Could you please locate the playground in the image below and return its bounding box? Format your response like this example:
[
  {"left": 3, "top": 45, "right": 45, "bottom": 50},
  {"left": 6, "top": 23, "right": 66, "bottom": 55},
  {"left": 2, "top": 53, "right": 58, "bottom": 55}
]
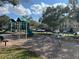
[
  {"left": 0, "top": 16, "right": 33, "bottom": 40},
  {"left": 1, "top": 0, "right": 79, "bottom": 59},
  {"left": 0, "top": 17, "right": 38, "bottom": 59}
]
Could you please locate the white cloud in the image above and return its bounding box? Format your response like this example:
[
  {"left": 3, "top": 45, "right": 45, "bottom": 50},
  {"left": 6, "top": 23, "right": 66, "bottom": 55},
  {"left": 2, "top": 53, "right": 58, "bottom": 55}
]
[
  {"left": 53, "top": 3, "right": 67, "bottom": 8},
  {"left": 31, "top": 4, "right": 42, "bottom": 15},
  {"left": 0, "top": 5, "right": 9, "bottom": 15},
  {"left": 31, "top": 2, "right": 67, "bottom": 15},
  {"left": 0, "top": 3, "right": 31, "bottom": 16},
  {"left": 0, "top": 2, "right": 68, "bottom": 17},
  {"left": 31, "top": 2, "right": 51, "bottom": 15},
  {"left": 13, "top": 4, "right": 31, "bottom": 16}
]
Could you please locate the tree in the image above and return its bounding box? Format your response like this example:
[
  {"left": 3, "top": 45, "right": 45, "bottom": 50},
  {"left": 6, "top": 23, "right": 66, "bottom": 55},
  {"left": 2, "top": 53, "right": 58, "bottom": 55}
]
[
  {"left": 0, "top": 0, "right": 19, "bottom": 6},
  {"left": 0, "top": 0, "right": 31, "bottom": 6},
  {"left": 74, "top": 7, "right": 79, "bottom": 22},
  {"left": 0, "top": 15, "right": 10, "bottom": 30},
  {"left": 29, "top": 20, "right": 40, "bottom": 29},
  {"left": 41, "top": 6, "right": 70, "bottom": 31}
]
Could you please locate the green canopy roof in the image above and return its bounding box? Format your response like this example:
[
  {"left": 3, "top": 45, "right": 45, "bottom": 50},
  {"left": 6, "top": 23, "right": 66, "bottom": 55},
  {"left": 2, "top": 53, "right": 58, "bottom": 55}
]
[
  {"left": 10, "top": 19, "right": 16, "bottom": 22},
  {"left": 10, "top": 16, "right": 30, "bottom": 23},
  {"left": 20, "top": 17, "right": 30, "bottom": 23}
]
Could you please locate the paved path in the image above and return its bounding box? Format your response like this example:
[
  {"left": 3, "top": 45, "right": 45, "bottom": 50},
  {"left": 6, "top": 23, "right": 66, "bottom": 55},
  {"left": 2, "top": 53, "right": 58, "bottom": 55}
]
[
  {"left": 22, "top": 35, "right": 62, "bottom": 59},
  {"left": 22, "top": 35, "right": 79, "bottom": 59}
]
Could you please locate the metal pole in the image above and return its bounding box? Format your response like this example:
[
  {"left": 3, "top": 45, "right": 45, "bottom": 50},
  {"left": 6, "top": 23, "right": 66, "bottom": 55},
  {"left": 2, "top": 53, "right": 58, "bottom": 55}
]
[
  {"left": 19, "top": 22, "right": 20, "bottom": 39},
  {"left": 26, "top": 22, "right": 27, "bottom": 38},
  {"left": 11, "top": 21, "right": 12, "bottom": 32}
]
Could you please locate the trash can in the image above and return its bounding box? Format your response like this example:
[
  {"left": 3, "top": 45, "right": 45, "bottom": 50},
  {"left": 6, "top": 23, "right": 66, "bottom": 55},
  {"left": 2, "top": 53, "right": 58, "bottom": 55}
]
[{"left": 0, "top": 36, "right": 4, "bottom": 41}]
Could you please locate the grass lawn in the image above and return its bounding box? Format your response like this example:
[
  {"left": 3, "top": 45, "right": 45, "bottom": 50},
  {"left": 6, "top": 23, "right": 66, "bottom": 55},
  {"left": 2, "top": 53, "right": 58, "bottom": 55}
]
[
  {"left": 0, "top": 47, "right": 41, "bottom": 59},
  {"left": 33, "top": 32, "right": 53, "bottom": 35},
  {"left": 60, "top": 33, "right": 79, "bottom": 37}
]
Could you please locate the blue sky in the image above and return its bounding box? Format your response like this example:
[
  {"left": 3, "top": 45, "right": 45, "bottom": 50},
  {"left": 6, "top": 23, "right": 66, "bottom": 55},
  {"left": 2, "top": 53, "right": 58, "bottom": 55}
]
[
  {"left": 0, "top": 0, "right": 68, "bottom": 21},
  {"left": 21, "top": 0, "right": 68, "bottom": 21}
]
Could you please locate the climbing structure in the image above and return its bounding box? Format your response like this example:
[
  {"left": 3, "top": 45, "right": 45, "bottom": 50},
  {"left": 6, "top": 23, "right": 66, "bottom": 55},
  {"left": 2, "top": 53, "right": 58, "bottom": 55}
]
[{"left": 9, "top": 16, "right": 33, "bottom": 37}]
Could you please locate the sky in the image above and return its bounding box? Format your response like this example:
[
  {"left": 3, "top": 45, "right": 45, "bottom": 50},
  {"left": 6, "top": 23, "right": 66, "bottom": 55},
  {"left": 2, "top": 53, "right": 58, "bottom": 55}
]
[{"left": 0, "top": 0, "right": 68, "bottom": 21}]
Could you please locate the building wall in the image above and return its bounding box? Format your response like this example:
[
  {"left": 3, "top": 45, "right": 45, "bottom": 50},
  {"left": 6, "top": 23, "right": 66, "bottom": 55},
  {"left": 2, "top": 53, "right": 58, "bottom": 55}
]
[
  {"left": 60, "top": 20, "right": 79, "bottom": 32},
  {"left": 72, "top": 21, "right": 79, "bottom": 31}
]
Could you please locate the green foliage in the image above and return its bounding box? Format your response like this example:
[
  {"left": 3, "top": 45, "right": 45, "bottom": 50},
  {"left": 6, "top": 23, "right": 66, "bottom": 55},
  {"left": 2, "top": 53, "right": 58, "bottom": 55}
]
[
  {"left": 0, "top": 0, "right": 19, "bottom": 6},
  {"left": 0, "top": 15, "right": 10, "bottom": 31},
  {"left": 0, "top": 15, "right": 10, "bottom": 25},
  {"left": 0, "top": 0, "right": 31, "bottom": 6},
  {"left": 29, "top": 20, "right": 40, "bottom": 29},
  {"left": 41, "top": 6, "right": 70, "bottom": 31},
  {"left": 37, "top": 23, "right": 48, "bottom": 30}
]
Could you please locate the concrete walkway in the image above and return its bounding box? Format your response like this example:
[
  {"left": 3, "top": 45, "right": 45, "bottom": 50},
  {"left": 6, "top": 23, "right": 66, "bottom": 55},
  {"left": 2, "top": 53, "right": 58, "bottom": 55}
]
[
  {"left": 22, "top": 35, "right": 62, "bottom": 59},
  {"left": 22, "top": 35, "right": 79, "bottom": 59}
]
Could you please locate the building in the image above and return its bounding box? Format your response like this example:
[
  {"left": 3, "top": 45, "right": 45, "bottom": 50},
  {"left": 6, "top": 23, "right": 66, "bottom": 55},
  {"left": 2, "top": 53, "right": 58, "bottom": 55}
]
[
  {"left": 72, "top": 21, "right": 79, "bottom": 31},
  {"left": 60, "top": 19, "right": 79, "bottom": 32}
]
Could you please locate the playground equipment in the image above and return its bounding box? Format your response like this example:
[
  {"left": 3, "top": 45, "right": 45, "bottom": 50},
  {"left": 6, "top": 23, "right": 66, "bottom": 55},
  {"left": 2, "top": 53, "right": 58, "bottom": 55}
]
[
  {"left": 9, "top": 16, "right": 33, "bottom": 37},
  {"left": 27, "top": 23, "right": 33, "bottom": 37},
  {"left": 0, "top": 16, "right": 33, "bottom": 36},
  {"left": 20, "top": 16, "right": 33, "bottom": 37},
  {"left": 0, "top": 16, "right": 33, "bottom": 40}
]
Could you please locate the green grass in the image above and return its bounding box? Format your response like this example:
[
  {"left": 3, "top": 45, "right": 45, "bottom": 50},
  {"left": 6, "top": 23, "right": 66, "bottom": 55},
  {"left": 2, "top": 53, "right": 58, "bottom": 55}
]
[
  {"left": 33, "top": 32, "right": 53, "bottom": 35},
  {"left": 0, "top": 47, "right": 41, "bottom": 59},
  {"left": 61, "top": 33, "right": 79, "bottom": 37}
]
